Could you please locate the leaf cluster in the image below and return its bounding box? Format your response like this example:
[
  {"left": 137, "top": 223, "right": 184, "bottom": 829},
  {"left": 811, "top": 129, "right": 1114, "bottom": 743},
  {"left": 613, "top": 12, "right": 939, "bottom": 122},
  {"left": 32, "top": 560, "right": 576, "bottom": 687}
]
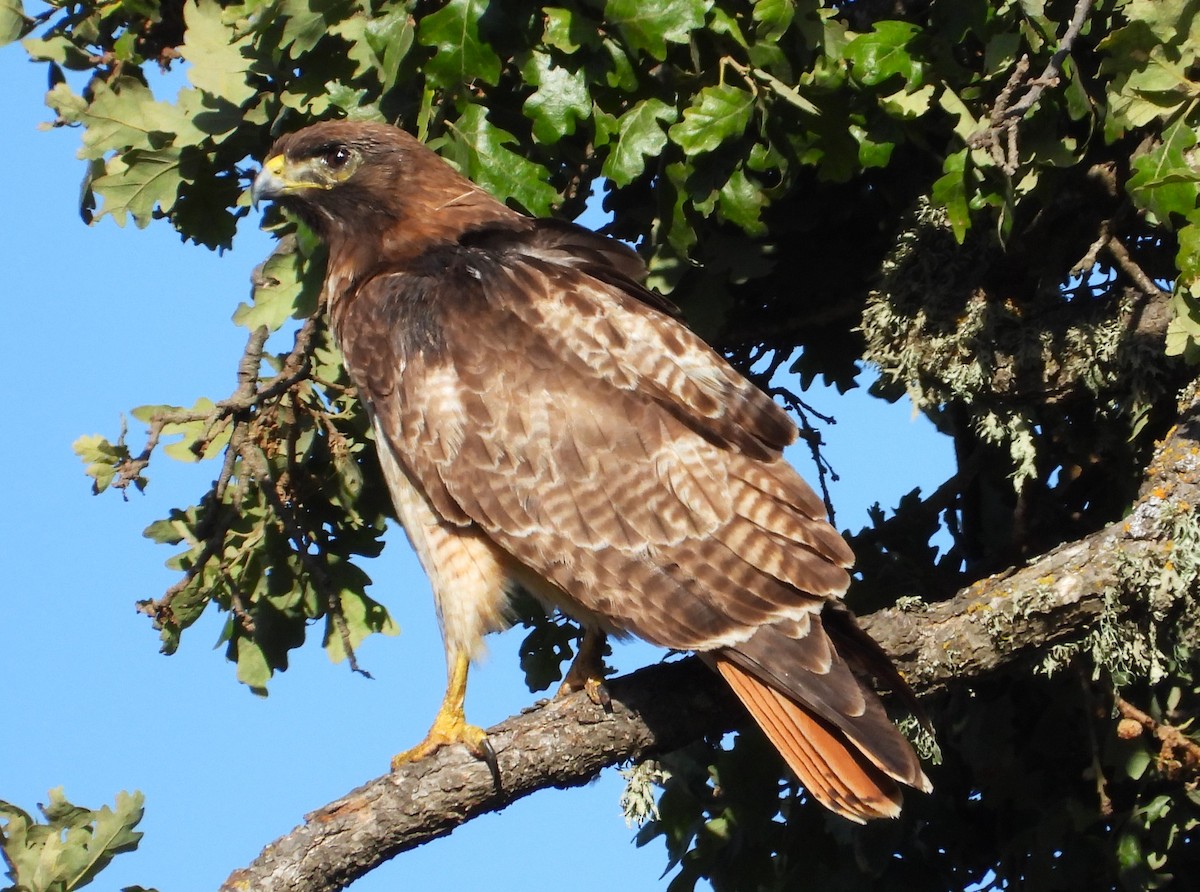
[
  {"left": 72, "top": 238, "right": 397, "bottom": 689},
  {"left": 0, "top": 789, "right": 158, "bottom": 892}
]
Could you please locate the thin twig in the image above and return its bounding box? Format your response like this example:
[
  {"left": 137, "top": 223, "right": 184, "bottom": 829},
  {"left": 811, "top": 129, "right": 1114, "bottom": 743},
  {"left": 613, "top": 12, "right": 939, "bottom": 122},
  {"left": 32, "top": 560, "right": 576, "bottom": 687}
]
[
  {"left": 114, "top": 318, "right": 322, "bottom": 489},
  {"left": 769, "top": 384, "right": 840, "bottom": 521},
  {"left": 1073, "top": 219, "right": 1113, "bottom": 277},
  {"left": 991, "top": 55, "right": 1032, "bottom": 127},
  {"left": 192, "top": 326, "right": 272, "bottom": 451},
  {"left": 1000, "top": 0, "right": 1093, "bottom": 122},
  {"left": 968, "top": 0, "right": 1093, "bottom": 173},
  {"left": 1079, "top": 667, "right": 1115, "bottom": 817},
  {"left": 726, "top": 343, "right": 842, "bottom": 521},
  {"left": 1105, "top": 235, "right": 1171, "bottom": 300}
]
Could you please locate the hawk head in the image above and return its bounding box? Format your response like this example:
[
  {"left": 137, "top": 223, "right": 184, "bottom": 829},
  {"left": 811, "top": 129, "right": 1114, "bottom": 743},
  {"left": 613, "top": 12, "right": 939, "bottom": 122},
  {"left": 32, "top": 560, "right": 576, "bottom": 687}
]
[
  {"left": 251, "top": 121, "right": 421, "bottom": 236},
  {"left": 251, "top": 120, "right": 518, "bottom": 254}
]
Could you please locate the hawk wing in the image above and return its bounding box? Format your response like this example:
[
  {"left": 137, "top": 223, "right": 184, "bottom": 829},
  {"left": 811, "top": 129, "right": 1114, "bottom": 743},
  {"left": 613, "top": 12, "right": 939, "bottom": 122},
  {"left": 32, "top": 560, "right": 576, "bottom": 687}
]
[{"left": 339, "top": 220, "right": 928, "bottom": 819}]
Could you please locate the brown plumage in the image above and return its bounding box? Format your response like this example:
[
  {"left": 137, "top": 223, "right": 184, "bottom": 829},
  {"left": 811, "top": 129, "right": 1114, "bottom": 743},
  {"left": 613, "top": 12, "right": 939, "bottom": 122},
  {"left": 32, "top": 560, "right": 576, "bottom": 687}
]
[{"left": 251, "top": 120, "right": 930, "bottom": 821}]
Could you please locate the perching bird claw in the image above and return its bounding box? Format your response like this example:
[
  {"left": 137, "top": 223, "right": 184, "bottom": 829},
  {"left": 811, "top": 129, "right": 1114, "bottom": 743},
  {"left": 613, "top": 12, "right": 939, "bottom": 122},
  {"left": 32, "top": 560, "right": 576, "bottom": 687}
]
[
  {"left": 389, "top": 649, "right": 502, "bottom": 789},
  {"left": 556, "top": 628, "right": 612, "bottom": 710},
  {"left": 583, "top": 677, "right": 612, "bottom": 709},
  {"left": 389, "top": 712, "right": 492, "bottom": 770}
]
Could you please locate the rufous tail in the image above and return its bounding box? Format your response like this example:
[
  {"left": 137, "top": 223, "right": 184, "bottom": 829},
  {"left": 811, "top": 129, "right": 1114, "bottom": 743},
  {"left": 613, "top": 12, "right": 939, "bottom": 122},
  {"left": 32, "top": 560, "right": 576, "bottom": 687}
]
[{"left": 714, "top": 656, "right": 910, "bottom": 823}]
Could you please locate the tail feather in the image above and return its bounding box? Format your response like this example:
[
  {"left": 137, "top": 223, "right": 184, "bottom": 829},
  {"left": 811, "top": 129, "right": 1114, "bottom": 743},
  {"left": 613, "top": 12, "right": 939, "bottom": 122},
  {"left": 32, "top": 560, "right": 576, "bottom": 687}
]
[
  {"left": 714, "top": 655, "right": 913, "bottom": 823},
  {"left": 720, "top": 659, "right": 878, "bottom": 818}
]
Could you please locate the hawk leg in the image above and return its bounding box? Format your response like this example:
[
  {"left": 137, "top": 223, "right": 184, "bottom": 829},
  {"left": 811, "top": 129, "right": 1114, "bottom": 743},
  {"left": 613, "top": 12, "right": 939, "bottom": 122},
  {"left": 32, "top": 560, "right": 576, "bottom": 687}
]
[
  {"left": 391, "top": 649, "right": 497, "bottom": 777},
  {"left": 557, "top": 627, "right": 611, "bottom": 708}
]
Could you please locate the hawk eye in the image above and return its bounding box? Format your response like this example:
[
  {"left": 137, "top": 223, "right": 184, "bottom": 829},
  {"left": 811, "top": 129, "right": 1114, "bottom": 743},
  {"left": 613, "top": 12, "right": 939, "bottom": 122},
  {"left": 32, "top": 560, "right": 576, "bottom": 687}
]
[{"left": 323, "top": 146, "right": 352, "bottom": 169}]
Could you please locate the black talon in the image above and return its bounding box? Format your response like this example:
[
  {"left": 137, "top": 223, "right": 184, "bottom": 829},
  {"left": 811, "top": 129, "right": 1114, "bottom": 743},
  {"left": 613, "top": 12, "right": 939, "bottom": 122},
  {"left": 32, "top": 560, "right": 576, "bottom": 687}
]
[
  {"left": 478, "top": 736, "right": 501, "bottom": 792},
  {"left": 595, "top": 681, "right": 613, "bottom": 711}
]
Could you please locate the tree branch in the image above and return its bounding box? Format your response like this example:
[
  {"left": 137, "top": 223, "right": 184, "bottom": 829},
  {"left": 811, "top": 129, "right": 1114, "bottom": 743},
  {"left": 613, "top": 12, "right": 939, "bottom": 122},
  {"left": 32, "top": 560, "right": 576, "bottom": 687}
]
[
  {"left": 220, "top": 660, "right": 741, "bottom": 892},
  {"left": 113, "top": 317, "right": 320, "bottom": 492},
  {"left": 221, "top": 382, "right": 1200, "bottom": 892},
  {"left": 968, "top": 0, "right": 1093, "bottom": 173}
]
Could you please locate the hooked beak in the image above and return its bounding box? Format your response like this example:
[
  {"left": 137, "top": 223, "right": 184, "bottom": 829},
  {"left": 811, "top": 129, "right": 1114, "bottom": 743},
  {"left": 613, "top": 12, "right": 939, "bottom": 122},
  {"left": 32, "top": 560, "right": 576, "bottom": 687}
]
[{"left": 250, "top": 154, "right": 288, "bottom": 208}]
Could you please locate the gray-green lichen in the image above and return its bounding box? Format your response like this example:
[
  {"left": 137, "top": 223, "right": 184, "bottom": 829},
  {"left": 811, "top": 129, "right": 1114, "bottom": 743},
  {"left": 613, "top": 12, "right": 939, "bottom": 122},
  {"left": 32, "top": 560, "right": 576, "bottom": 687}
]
[
  {"left": 897, "top": 713, "right": 943, "bottom": 765},
  {"left": 1039, "top": 499, "right": 1200, "bottom": 685},
  {"left": 862, "top": 197, "right": 1169, "bottom": 491},
  {"left": 620, "top": 760, "right": 669, "bottom": 828}
]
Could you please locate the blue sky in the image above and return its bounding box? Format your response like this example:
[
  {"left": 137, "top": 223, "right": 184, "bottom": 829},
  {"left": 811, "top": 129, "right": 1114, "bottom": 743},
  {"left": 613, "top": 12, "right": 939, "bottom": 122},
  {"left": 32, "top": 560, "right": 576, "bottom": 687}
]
[{"left": 0, "top": 42, "right": 953, "bottom": 892}]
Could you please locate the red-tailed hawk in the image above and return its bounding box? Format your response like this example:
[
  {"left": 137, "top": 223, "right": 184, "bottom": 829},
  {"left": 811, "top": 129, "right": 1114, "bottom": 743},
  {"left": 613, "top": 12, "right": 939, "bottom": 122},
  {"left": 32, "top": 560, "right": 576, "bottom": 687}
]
[{"left": 251, "top": 120, "right": 930, "bottom": 821}]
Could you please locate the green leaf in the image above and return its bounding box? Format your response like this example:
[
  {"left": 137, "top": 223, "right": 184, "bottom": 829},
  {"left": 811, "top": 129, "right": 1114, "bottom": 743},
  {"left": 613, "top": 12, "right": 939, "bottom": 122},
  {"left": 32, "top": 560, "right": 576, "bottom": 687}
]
[
  {"left": 91, "top": 148, "right": 185, "bottom": 228},
  {"left": 717, "top": 167, "right": 767, "bottom": 234},
  {"left": 1123, "top": 0, "right": 1195, "bottom": 45},
  {"left": 752, "top": 0, "right": 794, "bottom": 42},
  {"left": 543, "top": 5, "right": 598, "bottom": 54},
  {"left": 323, "top": 590, "right": 399, "bottom": 664},
  {"left": 602, "top": 98, "right": 677, "bottom": 186},
  {"left": 657, "top": 160, "right": 699, "bottom": 255},
  {"left": 931, "top": 148, "right": 970, "bottom": 243},
  {"left": 709, "top": 7, "right": 747, "bottom": 49},
  {"left": 66, "top": 791, "right": 146, "bottom": 888},
  {"left": 418, "top": 0, "right": 503, "bottom": 88},
  {"left": 601, "top": 35, "right": 638, "bottom": 90},
  {"left": 937, "top": 85, "right": 980, "bottom": 141},
  {"left": 1126, "top": 746, "right": 1152, "bottom": 781},
  {"left": 235, "top": 238, "right": 318, "bottom": 331},
  {"left": 0, "top": 790, "right": 151, "bottom": 891},
  {"left": 277, "top": 0, "right": 340, "bottom": 56},
  {"left": 983, "top": 30, "right": 1021, "bottom": 75},
  {"left": 443, "top": 104, "right": 560, "bottom": 215},
  {"left": 73, "top": 434, "right": 121, "bottom": 465},
  {"left": 604, "top": 0, "right": 708, "bottom": 60},
  {"left": 332, "top": 451, "right": 365, "bottom": 505},
  {"left": 73, "top": 434, "right": 131, "bottom": 494},
  {"left": 159, "top": 398, "right": 225, "bottom": 462},
  {"left": 668, "top": 85, "right": 754, "bottom": 156},
  {"left": 1177, "top": 220, "right": 1200, "bottom": 285},
  {"left": 1101, "top": 24, "right": 1198, "bottom": 132},
  {"left": 179, "top": 0, "right": 257, "bottom": 107},
  {"left": 1127, "top": 119, "right": 1200, "bottom": 223},
  {"left": 168, "top": 89, "right": 226, "bottom": 147},
  {"left": 323, "top": 81, "right": 377, "bottom": 119},
  {"left": 851, "top": 124, "right": 895, "bottom": 168},
  {"left": 0, "top": 0, "right": 22, "bottom": 45},
  {"left": 1117, "top": 831, "right": 1143, "bottom": 872},
  {"left": 74, "top": 77, "right": 182, "bottom": 160},
  {"left": 143, "top": 515, "right": 186, "bottom": 545},
  {"left": 363, "top": 8, "right": 416, "bottom": 92},
  {"left": 235, "top": 637, "right": 272, "bottom": 691},
  {"left": 880, "top": 83, "right": 935, "bottom": 119},
  {"left": 522, "top": 52, "right": 591, "bottom": 143},
  {"left": 1166, "top": 285, "right": 1200, "bottom": 360},
  {"left": 517, "top": 607, "right": 582, "bottom": 692},
  {"left": 845, "top": 20, "right": 923, "bottom": 87},
  {"left": 22, "top": 33, "right": 94, "bottom": 68}
]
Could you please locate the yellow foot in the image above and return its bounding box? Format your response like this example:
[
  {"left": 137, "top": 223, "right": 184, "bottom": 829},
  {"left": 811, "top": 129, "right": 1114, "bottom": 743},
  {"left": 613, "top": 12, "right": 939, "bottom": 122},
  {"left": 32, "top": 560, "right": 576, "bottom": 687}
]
[
  {"left": 390, "top": 649, "right": 499, "bottom": 785},
  {"left": 390, "top": 715, "right": 492, "bottom": 771}
]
